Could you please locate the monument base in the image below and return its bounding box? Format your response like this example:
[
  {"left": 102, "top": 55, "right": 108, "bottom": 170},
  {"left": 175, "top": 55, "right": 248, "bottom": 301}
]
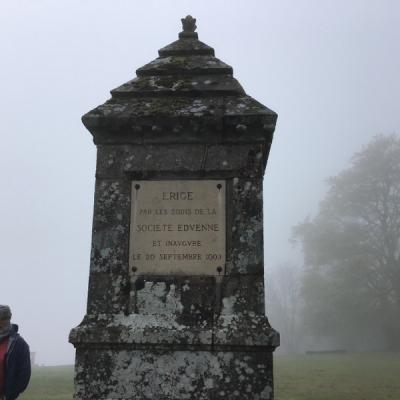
[
  {"left": 70, "top": 313, "right": 279, "bottom": 399},
  {"left": 73, "top": 347, "right": 274, "bottom": 400}
]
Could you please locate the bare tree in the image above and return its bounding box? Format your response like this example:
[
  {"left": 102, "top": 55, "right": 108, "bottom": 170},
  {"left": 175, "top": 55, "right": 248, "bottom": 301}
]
[{"left": 267, "top": 263, "right": 304, "bottom": 353}]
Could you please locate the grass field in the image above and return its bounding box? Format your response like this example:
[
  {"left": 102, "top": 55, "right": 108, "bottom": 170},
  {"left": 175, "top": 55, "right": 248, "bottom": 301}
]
[
  {"left": 18, "top": 352, "right": 400, "bottom": 400},
  {"left": 274, "top": 352, "right": 400, "bottom": 400},
  {"left": 19, "top": 365, "right": 73, "bottom": 400}
]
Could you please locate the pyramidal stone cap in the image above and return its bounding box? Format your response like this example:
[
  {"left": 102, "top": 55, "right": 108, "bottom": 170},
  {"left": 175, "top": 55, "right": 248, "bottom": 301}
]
[{"left": 82, "top": 16, "right": 277, "bottom": 145}]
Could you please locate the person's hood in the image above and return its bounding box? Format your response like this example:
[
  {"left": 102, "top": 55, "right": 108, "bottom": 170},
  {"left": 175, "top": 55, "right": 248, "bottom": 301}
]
[
  {"left": 0, "top": 323, "right": 17, "bottom": 342},
  {"left": 10, "top": 323, "right": 19, "bottom": 335}
]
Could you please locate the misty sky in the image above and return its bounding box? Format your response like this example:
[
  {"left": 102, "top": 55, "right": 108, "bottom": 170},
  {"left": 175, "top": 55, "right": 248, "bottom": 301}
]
[{"left": 1, "top": 0, "right": 399, "bottom": 365}]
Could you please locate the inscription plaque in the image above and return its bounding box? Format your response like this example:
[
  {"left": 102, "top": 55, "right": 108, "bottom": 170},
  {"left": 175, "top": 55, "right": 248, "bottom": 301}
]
[{"left": 129, "top": 180, "right": 226, "bottom": 275}]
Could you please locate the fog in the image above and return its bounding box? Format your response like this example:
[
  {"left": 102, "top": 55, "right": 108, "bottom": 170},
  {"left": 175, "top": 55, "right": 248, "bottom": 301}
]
[{"left": 1, "top": 0, "right": 399, "bottom": 365}]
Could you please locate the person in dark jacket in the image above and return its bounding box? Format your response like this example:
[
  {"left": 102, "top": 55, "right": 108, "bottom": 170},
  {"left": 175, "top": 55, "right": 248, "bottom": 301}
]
[{"left": 0, "top": 305, "right": 31, "bottom": 400}]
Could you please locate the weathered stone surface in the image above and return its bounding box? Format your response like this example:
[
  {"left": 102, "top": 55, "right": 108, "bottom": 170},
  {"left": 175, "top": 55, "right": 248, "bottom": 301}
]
[
  {"left": 74, "top": 349, "right": 274, "bottom": 400},
  {"left": 96, "top": 144, "right": 265, "bottom": 178},
  {"left": 70, "top": 15, "right": 279, "bottom": 400},
  {"left": 158, "top": 37, "right": 214, "bottom": 56},
  {"left": 82, "top": 96, "right": 276, "bottom": 145},
  {"left": 81, "top": 16, "right": 276, "bottom": 147},
  {"left": 220, "top": 275, "right": 266, "bottom": 315},
  {"left": 111, "top": 74, "right": 244, "bottom": 97}
]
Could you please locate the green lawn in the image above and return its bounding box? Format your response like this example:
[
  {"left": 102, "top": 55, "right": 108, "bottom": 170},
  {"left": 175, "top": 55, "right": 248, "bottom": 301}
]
[
  {"left": 18, "top": 352, "right": 400, "bottom": 400},
  {"left": 19, "top": 366, "right": 73, "bottom": 400},
  {"left": 275, "top": 352, "right": 400, "bottom": 400}
]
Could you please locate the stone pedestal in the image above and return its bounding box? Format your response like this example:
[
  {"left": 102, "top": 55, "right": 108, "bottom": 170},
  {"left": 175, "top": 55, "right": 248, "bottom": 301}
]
[{"left": 70, "top": 16, "right": 279, "bottom": 400}]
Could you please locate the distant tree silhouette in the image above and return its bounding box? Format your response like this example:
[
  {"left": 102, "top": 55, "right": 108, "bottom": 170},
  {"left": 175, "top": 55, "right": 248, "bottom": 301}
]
[{"left": 293, "top": 135, "right": 400, "bottom": 350}]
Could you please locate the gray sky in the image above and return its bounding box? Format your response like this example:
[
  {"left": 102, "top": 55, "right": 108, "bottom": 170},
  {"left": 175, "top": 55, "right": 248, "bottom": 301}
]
[{"left": 1, "top": 0, "right": 399, "bottom": 365}]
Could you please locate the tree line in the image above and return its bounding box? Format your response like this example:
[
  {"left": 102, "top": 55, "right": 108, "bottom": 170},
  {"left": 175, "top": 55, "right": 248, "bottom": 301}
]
[{"left": 269, "top": 134, "right": 400, "bottom": 353}]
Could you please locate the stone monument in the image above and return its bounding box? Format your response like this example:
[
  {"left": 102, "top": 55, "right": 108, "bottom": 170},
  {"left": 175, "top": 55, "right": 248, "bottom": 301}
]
[{"left": 69, "top": 15, "right": 279, "bottom": 400}]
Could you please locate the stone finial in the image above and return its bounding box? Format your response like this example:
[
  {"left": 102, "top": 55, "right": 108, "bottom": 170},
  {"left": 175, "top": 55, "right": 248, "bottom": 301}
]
[
  {"left": 181, "top": 15, "right": 196, "bottom": 32},
  {"left": 179, "top": 15, "right": 198, "bottom": 39}
]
